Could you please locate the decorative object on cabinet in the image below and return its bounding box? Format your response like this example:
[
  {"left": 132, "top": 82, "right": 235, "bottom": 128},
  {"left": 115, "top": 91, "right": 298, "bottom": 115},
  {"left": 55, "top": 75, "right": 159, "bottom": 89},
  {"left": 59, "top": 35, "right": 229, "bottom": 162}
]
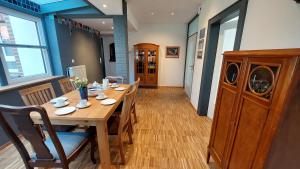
[
  {"left": 166, "top": 46, "right": 180, "bottom": 58},
  {"left": 207, "top": 49, "right": 300, "bottom": 169},
  {"left": 134, "top": 43, "right": 159, "bottom": 87}
]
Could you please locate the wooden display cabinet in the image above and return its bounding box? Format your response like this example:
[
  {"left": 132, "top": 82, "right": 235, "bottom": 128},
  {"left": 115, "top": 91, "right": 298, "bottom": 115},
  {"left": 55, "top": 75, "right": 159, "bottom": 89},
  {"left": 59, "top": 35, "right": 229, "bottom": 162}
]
[
  {"left": 207, "top": 49, "right": 300, "bottom": 169},
  {"left": 134, "top": 43, "right": 159, "bottom": 87}
]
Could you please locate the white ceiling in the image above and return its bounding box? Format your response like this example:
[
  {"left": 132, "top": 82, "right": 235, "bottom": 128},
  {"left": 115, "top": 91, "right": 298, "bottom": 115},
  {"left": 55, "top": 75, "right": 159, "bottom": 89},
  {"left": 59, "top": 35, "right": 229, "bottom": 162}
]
[
  {"left": 88, "top": 0, "right": 123, "bottom": 15},
  {"left": 127, "top": 0, "right": 202, "bottom": 24}
]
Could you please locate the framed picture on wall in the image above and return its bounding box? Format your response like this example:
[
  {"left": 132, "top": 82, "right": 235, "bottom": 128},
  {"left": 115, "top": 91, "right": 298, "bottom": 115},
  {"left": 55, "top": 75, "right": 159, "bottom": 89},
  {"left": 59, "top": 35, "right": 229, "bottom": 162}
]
[
  {"left": 198, "top": 39, "right": 204, "bottom": 49},
  {"left": 166, "top": 46, "right": 180, "bottom": 58},
  {"left": 197, "top": 50, "right": 203, "bottom": 59}
]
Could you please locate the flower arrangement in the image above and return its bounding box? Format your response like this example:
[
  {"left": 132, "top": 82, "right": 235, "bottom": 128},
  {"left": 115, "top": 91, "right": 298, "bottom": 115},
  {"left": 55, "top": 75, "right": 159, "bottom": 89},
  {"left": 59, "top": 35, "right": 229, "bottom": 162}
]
[
  {"left": 70, "top": 77, "right": 89, "bottom": 100},
  {"left": 71, "top": 77, "right": 88, "bottom": 89}
]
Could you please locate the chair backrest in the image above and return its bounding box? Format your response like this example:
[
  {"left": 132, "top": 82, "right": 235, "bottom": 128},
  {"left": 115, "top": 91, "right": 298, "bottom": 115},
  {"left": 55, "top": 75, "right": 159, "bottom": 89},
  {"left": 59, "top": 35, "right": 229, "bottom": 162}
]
[
  {"left": 19, "top": 83, "right": 56, "bottom": 106},
  {"left": 0, "top": 105, "right": 68, "bottom": 168},
  {"left": 135, "top": 77, "right": 140, "bottom": 88},
  {"left": 132, "top": 77, "right": 140, "bottom": 105},
  {"left": 106, "top": 76, "right": 124, "bottom": 84},
  {"left": 118, "top": 85, "right": 137, "bottom": 135},
  {"left": 58, "top": 77, "right": 76, "bottom": 94}
]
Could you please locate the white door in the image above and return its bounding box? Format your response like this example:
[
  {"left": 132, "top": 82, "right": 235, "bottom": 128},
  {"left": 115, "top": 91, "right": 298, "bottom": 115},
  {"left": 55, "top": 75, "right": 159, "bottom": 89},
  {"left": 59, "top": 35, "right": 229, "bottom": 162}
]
[
  {"left": 207, "top": 16, "right": 239, "bottom": 119},
  {"left": 184, "top": 34, "right": 197, "bottom": 98}
]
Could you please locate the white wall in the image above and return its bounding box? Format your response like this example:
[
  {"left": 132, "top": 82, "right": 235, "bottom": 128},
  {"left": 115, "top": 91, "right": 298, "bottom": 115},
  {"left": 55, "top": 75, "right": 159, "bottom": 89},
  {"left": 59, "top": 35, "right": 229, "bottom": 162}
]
[
  {"left": 240, "top": 0, "right": 300, "bottom": 50},
  {"left": 101, "top": 35, "right": 116, "bottom": 76},
  {"left": 190, "top": 0, "right": 300, "bottom": 118},
  {"left": 128, "top": 23, "right": 187, "bottom": 86}
]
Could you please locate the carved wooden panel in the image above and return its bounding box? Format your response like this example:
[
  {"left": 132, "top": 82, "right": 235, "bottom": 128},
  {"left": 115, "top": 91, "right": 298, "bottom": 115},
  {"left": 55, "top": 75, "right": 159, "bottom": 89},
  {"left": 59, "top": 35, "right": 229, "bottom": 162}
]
[
  {"left": 227, "top": 98, "right": 269, "bottom": 169},
  {"left": 211, "top": 88, "right": 237, "bottom": 163}
]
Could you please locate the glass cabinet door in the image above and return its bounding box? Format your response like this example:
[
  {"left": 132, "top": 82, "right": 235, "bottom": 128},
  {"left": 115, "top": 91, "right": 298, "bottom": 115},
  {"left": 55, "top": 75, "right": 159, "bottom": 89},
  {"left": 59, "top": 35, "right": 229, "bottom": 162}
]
[
  {"left": 147, "top": 50, "right": 157, "bottom": 77},
  {"left": 135, "top": 49, "right": 145, "bottom": 74}
]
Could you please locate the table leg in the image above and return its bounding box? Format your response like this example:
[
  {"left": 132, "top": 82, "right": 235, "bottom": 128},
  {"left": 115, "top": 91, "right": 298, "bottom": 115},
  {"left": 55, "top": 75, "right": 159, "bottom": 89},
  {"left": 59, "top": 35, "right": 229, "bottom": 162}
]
[{"left": 96, "top": 121, "right": 114, "bottom": 169}]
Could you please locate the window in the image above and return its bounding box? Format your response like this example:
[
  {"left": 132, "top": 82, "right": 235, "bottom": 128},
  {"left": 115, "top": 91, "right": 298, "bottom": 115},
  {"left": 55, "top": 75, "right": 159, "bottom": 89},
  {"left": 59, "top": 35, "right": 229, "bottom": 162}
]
[{"left": 0, "top": 6, "right": 51, "bottom": 85}]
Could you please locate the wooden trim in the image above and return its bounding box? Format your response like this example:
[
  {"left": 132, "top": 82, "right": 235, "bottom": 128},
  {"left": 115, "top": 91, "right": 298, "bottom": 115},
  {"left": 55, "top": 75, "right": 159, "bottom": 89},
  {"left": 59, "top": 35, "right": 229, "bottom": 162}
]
[
  {"left": 225, "top": 48, "right": 300, "bottom": 56},
  {"left": 0, "top": 76, "right": 64, "bottom": 93}
]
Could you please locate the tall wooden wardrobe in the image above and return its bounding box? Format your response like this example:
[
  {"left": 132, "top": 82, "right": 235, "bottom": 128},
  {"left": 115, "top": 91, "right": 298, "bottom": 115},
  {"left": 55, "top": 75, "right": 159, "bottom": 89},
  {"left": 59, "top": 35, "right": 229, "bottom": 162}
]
[
  {"left": 134, "top": 43, "right": 159, "bottom": 87},
  {"left": 207, "top": 49, "right": 300, "bottom": 169}
]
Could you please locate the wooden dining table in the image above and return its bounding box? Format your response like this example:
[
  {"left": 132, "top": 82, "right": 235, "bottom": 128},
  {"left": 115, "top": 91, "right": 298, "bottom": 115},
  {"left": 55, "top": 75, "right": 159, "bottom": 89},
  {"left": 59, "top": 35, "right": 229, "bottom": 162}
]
[{"left": 31, "top": 84, "right": 130, "bottom": 169}]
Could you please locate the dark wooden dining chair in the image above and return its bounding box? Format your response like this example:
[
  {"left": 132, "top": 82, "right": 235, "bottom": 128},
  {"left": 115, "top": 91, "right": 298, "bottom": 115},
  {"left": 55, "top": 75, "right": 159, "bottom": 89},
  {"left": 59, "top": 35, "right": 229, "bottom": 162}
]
[
  {"left": 0, "top": 105, "right": 96, "bottom": 169},
  {"left": 19, "top": 83, "right": 75, "bottom": 132},
  {"left": 131, "top": 78, "right": 140, "bottom": 123},
  {"left": 19, "top": 83, "right": 56, "bottom": 106},
  {"left": 58, "top": 77, "right": 76, "bottom": 94},
  {"left": 107, "top": 84, "right": 137, "bottom": 164}
]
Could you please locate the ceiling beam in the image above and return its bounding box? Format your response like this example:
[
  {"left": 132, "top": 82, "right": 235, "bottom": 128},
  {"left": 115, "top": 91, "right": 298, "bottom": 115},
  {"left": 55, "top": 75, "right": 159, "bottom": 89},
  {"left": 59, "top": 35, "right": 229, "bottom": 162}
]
[
  {"left": 40, "top": 0, "right": 89, "bottom": 14},
  {"left": 56, "top": 14, "right": 114, "bottom": 19},
  {"left": 57, "top": 6, "right": 105, "bottom": 15}
]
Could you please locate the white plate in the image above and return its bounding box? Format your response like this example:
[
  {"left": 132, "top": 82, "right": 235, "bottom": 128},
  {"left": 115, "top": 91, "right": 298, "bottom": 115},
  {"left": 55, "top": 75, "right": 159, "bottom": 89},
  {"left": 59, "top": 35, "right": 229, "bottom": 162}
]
[
  {"left": 115, "top": 87, "right": 125, "bottom": 91},
  {"left": 50, "top": 97, "right": 68, "bottom": 104},
  {"left": 111, "top": 85, "right": 119, "bottom": 88},
  {"left": 53, "top": 101, "right": 70, "bottom": 108},
  {"left": 54, "top": 107, "right": 76, "bottom": 116},
  {"left": 76, "top": 102, "right": 92, "bottom": 109},
  {"left": 88, "top": 92, "right": 98, "bottom": 97},
  {"left": 96, "top": 95, "right": 108, "bottom": 100},
  {"left": 101, "top": 99, "right": 116, "bottom": 105}
]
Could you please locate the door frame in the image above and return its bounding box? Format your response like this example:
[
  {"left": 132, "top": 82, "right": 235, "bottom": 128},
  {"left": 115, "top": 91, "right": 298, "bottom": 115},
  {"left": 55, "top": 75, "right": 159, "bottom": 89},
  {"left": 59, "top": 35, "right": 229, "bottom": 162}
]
[
  {"left": 197, "top": 0, "right": 248, "bottom": 116},
  {"left": 183, "top": 14, "right": 199, "bottom": 87}
]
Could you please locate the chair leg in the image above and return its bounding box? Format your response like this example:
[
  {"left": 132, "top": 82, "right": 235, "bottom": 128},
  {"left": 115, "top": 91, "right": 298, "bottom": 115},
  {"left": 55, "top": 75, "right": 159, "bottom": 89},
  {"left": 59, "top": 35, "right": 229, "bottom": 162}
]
[
  {"left": 128, "top": 121, "right": 133, "bottom": 144},
  {"left": 119, "top": 139, "right": 126, "bottom": 165},
  {"left": 90, "top": 138, "right": 97, "bottom": 164},
  {"left": 132, "top": 103, "right": 137, "bottom": 123},
  {"left": 207, "top": 151, "right": 210, "bottom": 164}
]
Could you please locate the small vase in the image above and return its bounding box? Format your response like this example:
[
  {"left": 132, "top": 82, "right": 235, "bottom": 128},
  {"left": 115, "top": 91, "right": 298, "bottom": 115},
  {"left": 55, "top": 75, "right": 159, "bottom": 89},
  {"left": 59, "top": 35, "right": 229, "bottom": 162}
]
[{"left": 79, "top": 87, "right": 88, "bottom": 100}]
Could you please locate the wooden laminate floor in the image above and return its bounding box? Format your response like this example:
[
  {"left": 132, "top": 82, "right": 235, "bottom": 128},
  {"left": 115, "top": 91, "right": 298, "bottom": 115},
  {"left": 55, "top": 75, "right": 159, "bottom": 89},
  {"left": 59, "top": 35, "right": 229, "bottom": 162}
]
[{"left": 0, "top": 88, "right": 217, "bottom": 169}]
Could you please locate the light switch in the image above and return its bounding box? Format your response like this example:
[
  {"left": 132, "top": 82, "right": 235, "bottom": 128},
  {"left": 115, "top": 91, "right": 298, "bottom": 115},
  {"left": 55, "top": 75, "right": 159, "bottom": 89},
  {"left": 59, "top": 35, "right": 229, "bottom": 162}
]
[{"left": 72, "top": 59, "right": 75, "bottom": 63}]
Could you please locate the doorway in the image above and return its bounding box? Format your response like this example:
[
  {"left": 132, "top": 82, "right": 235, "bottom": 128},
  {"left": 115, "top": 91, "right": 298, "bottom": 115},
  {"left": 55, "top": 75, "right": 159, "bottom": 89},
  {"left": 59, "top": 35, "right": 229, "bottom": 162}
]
[
  {"left": 207, "top": 15, "right": 239, "bottom": 118},
  {"left": 197, "top": 0, "right": 248, "bottom": 116},
  {"left": 184, "top": 15, "right": 198, "bottom": 98},
  {"left": 185, "top": 34, "right": 197, "bottom": 98}
]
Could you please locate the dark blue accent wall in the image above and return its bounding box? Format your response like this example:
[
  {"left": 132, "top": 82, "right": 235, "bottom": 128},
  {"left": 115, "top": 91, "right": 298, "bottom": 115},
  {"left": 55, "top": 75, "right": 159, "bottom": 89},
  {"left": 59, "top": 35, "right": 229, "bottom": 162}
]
[{"left": 54, "top": 20, "right": 105, "bottom": 82}]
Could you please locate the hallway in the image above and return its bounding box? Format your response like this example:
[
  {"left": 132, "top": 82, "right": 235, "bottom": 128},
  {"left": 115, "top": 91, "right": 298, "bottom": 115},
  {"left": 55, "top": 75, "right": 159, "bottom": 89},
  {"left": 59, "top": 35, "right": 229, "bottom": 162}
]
[
  {"left": 124, "top": 88, "right": 215, "bottom": 168},
  {"left": 0, "top": 88, "right": 216, "bottom": 169}
]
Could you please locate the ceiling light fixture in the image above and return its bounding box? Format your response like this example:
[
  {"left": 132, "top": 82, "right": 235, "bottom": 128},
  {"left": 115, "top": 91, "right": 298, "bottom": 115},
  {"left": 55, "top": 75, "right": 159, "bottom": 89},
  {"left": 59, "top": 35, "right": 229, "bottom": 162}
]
[
  {"left": 102, "top": 4, "right": 107, "bottom": 8},
  {"left": 102, "top": 21, "right": 106, "bottom": 24},
  {"left": 171, "top": 12, "right": 175, "bottom": 16},
  {"left": 151, "top": 12, "right": 154, "bottom": 16}
]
